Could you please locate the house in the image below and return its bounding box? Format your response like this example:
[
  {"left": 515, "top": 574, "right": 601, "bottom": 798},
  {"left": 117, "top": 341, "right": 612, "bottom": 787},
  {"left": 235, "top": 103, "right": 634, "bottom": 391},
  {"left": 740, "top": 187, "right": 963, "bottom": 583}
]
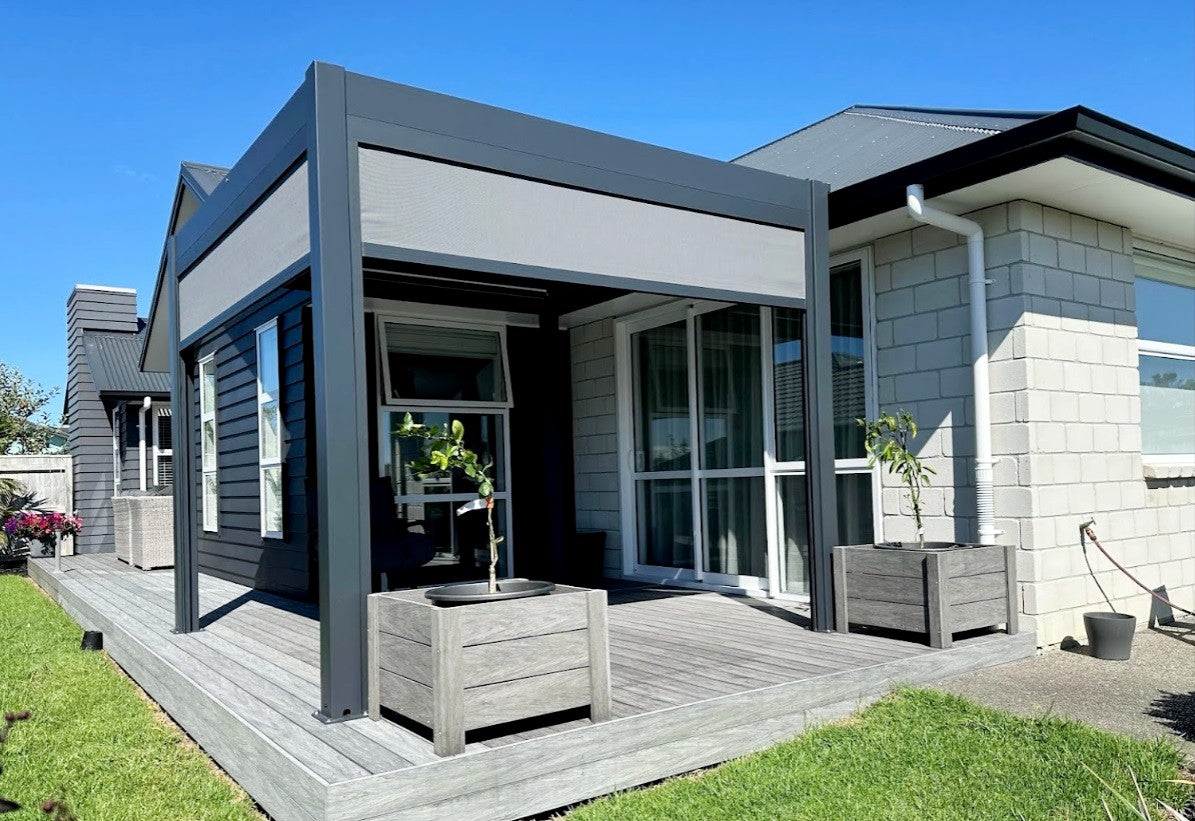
[
  {"left": 734, "top": 105, "right": 1195, "bottom": 645},
  {"left": 65, "top": 286, "right": 170, "bottom": 554},
  {"left": 25, "top": 61, "right": 1181, "bottom": 820}
]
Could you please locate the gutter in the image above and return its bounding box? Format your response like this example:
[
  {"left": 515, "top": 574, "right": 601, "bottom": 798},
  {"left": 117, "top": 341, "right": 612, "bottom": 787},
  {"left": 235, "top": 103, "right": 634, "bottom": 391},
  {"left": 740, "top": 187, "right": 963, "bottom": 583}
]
[{"left": 905, "top": 185, "right": 997, "bottom": 546}]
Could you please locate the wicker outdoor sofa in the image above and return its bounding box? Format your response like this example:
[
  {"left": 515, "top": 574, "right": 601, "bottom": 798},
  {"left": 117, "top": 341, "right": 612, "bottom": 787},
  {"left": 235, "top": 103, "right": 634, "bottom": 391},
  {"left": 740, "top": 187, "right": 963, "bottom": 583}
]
[{"left": 112, "top": 489, "right": 174, "bottom": 570}]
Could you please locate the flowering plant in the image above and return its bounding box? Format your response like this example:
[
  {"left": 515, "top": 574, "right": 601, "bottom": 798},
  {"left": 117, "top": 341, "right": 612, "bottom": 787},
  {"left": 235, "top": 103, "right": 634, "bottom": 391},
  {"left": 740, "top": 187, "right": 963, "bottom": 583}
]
[{"left": 3, "top": 511, "right": 82, "bottom": 554}]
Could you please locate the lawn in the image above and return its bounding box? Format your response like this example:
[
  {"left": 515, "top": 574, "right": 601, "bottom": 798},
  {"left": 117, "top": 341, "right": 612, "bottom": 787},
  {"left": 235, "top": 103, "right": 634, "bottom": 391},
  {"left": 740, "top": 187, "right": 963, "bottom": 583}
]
[
  {"left": 568, "top": 688, "right": 1191, "bottom": 821},
  {"left": 0, "top": 574, "right": 261, "bottom": 820}
]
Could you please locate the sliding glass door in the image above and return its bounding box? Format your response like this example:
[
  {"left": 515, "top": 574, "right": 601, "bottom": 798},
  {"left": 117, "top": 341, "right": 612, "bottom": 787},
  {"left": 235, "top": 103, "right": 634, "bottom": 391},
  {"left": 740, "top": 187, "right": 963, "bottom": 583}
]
[{"left": 626, "top": 303, "right": 768, "bottom": 589}]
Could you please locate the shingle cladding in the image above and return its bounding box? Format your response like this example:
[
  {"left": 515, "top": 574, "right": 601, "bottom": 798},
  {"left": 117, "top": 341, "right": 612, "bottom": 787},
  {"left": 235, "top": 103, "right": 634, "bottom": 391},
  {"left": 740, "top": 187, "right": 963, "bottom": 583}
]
[
  {"left": 735, "top": 106, "right": 1049, "bottom": 190},
  {"left": 82, "top": 328, "right": 171, "bottom": 396}
]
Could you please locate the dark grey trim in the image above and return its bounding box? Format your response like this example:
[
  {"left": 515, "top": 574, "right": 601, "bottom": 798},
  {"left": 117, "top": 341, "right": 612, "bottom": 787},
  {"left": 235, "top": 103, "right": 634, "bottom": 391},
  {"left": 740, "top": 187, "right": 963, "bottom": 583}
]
[
  {"left": 169, "top": 237, "right": 200, "bottom": 634},
  {"left": 175, "top": 87, "right": 312, "bottom": 274},
  {"left": 178, "top": 254, "right": 312, "bottom": 349},
  {"left": 308, "top": 62, "right": 372, "bottom": 721},
  {"left": 344, "top": 73, "right": 812, "bottom": 226},
  {"left": 830, "top": 105, "right": 1195, "bottom": 229},
  {"left": 799, "top": 181, "right": 837, "bottom": 632},
  {"left": 362, "top": 244, "right": 809, "bottom": 311}
]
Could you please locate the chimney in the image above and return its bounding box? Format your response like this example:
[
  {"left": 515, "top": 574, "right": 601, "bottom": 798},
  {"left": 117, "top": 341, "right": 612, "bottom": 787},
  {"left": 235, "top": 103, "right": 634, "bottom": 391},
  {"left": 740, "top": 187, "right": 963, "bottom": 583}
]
[{"left": 66, "top": 285, "right": 139, "bottom": 554}]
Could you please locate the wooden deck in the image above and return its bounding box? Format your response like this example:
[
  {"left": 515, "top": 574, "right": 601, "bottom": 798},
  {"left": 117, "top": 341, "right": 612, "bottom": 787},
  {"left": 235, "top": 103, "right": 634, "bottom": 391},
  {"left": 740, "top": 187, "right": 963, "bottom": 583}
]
[{"left": 29, "top": 554, "right": 1034, "bottom": 820}]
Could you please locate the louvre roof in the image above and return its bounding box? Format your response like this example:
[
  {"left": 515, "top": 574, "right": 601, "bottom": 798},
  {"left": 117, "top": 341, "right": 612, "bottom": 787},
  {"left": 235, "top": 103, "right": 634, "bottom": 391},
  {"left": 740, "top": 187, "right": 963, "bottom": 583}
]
[
  {"left": 82, "top": 327, "right": 170, "bottom": 397},
  {"left": 735, "top": 105, "right": 1050, "bottom": 190}
]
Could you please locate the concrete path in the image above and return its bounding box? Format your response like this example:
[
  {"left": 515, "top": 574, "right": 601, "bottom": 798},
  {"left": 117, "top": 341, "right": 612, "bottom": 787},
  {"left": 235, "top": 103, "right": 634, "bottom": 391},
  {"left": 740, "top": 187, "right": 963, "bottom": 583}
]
[{"left": 938, "top": 623, "right": 1195, "bottom": 754}]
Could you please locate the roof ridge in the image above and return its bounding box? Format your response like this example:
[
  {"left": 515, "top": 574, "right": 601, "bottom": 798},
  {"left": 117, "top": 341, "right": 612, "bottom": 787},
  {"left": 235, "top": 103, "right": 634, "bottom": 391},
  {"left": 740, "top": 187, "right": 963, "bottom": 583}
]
[
  {"left": 729, "top": 105, "right": 856, "bottom": 162},
  {"left": 845, "top": 110, "right": 1002, "bottom": 136},
  {"left": 181, "top": 160, "right": 231, "bottom": 173}
]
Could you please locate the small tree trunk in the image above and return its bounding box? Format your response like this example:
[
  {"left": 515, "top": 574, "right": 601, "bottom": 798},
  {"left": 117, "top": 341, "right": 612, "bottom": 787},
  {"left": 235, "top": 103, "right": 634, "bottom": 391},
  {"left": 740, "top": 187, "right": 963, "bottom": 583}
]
[{"left": 485, "top": 496, "right": 498, "bottom": 594}]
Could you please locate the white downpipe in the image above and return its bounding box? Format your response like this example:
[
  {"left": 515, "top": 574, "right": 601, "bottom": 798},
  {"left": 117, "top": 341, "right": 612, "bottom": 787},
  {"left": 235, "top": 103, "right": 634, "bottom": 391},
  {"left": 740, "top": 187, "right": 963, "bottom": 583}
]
[
  {"left": 138, "top": 396, "right": 151, "bottom": 492},
  {"left": 905, "top": 185, "right": 997, "bottom": 546}
]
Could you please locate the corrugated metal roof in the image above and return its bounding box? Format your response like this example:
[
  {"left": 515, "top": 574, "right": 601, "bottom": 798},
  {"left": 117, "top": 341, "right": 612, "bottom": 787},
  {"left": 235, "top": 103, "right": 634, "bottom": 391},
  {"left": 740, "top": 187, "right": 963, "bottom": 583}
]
[
  {"left": 180, "top": 161, "right": 230, "bottom": 199},
  {"left": 734, "top": 105, "right": 1051, "bottom": 190},
  {"left": 82, "top": 328, "right": 171, "bottom": 396}
]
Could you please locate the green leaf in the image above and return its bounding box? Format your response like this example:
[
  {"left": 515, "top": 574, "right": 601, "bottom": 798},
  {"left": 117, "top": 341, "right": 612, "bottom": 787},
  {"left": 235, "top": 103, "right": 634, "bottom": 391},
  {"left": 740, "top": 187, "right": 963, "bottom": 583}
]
[{"left": 451, "top": 419, "right": 465, "bottom": 442}]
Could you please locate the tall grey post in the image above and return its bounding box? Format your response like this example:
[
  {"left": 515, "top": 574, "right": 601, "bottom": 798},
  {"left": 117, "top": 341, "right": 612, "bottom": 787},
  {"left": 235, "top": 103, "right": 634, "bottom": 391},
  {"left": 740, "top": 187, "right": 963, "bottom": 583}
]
[
  {"left": 169, "top": 236, "right": 200, "bottom": 633},
  {"left": 801, "top": 180, "right": 838, "bottom": 632},
  {"left": 308, "top": 63, "right": 372, "bottom": 720}
]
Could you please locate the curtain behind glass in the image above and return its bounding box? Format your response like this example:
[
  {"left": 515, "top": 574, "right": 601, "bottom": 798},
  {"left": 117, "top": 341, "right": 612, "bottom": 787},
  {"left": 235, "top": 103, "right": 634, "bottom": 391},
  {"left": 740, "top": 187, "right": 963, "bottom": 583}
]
[
  {"left": 773, "top": 308, "right": 804, "bottom": 463},
  {"left": 830, "top": 262, "right": 866, "bottom": 459},
  {"left": 633, "top": 321, "right": 690, "bottom": 472},
  {"left": 699, "top": 306, "right": 762, "bottom": 469},
  {"left": 704, "top": 477, "right": 766, "bottom": 577}
]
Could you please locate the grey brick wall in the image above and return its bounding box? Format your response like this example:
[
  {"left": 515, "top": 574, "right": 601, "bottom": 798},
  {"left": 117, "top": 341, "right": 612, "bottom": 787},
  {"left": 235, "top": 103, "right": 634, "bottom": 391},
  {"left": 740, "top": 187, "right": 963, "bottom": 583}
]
[
  {"left": 570, "top": 319, "right": 622, "bottom": 575},
  {"left": 869, "top": 201, "right": 1194, "bottom": 646}
]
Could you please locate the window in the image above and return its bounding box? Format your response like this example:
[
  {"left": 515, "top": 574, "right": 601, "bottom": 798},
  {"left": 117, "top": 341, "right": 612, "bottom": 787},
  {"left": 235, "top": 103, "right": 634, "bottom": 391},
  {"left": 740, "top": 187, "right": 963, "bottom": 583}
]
[
  {"left": 153, "top": 409, "right": 173, "bottom": 486},
  {"left": 1135, "top": 252, "right": 1195, "bottom": 459},
  {"left": 771, "top": 254, "right": 877, "bottom": 595},
  {"left": 379, "top": 320, "right": 509, "bottom": 406},
  {"left": 256, "top": 320, "right": 283, "bottom": 538},
  {"left": 199, "top": 355, "right": 218, "bottom": 532}
]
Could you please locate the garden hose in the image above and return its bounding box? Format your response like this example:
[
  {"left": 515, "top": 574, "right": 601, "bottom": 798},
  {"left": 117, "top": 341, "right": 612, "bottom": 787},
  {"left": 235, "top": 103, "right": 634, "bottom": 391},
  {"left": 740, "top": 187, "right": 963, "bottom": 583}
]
[{"left": 1079, "top": 520, "right": 1195, "bottom": 618}]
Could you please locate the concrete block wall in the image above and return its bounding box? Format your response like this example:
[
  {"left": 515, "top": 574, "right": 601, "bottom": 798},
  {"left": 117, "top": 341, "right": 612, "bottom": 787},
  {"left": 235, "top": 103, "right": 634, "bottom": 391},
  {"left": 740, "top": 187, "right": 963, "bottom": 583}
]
[
  {"left": 869, "top": 201, "right": 1194, "bottom": 647},
  {"left": 569, "top": 318, "right": 622, "bottom": 575}
]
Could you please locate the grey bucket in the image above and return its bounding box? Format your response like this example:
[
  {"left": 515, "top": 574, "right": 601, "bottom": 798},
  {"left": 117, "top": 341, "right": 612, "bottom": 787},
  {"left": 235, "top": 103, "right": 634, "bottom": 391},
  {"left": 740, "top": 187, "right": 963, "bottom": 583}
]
[{"left": 1083, "top": 612, "right": 1136, "bottom": 660}]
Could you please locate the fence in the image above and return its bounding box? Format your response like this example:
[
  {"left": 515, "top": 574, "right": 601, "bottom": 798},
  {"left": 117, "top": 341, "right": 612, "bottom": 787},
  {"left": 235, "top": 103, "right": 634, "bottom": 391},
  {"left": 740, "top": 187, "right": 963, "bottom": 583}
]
[{"left": 0, "top": 454, "right": 74, "bottom": 556}]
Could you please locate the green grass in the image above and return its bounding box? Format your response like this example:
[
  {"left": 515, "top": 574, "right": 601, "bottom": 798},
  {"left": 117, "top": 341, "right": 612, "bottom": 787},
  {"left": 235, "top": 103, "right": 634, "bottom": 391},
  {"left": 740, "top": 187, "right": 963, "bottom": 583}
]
[
  {"left": 0, "top": 575, "right": 261, "bottom": 820},
  {"left": 568, "top": 688, "right": 1191, "bottom": 821}
]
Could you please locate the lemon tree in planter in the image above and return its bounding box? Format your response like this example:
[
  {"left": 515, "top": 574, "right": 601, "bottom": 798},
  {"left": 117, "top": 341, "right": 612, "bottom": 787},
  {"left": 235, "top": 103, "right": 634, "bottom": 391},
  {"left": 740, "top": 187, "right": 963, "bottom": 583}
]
[{"left": 859, "top": 410, "right": 935, "bottom": 549}]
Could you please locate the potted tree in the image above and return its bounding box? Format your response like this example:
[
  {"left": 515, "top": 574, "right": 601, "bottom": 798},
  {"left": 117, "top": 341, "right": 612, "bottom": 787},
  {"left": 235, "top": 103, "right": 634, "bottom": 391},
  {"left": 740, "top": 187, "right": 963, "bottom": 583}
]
[
  {"left": 367, "top": 415, "right": 611, "bottom": 756},
  {"left": 832, "top": 410, "right": 1018, "bottom": 648}
]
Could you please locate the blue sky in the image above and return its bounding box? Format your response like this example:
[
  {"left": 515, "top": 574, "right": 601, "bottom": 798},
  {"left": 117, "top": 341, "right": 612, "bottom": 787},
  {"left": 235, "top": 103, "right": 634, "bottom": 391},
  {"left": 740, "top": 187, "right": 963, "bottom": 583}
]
[{"left": 1, "top": 1, "right": 1192, "bottom": 411}]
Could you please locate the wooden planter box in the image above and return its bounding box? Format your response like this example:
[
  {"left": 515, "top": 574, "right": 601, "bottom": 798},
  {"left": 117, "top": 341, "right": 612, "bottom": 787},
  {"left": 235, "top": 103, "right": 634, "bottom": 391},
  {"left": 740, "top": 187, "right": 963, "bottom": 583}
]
[
  {"left": 832, "top": 544, "right": 1018, "bottom": 648},
  {"left": 367, "top": 585, "right": 611, "bottom": 756}
]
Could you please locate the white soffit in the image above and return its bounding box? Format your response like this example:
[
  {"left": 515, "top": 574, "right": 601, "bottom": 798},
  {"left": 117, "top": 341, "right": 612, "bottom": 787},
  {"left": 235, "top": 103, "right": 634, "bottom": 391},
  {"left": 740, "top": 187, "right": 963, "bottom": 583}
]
[
  {"left": 831, "top": 157, "right": 1195, "bottom": 253},
  {"left": 178, "top": 161, "right": 311, "bottom": 341},
  {"left": 358, "top": 148, "right": 806, "bottom": 302}
]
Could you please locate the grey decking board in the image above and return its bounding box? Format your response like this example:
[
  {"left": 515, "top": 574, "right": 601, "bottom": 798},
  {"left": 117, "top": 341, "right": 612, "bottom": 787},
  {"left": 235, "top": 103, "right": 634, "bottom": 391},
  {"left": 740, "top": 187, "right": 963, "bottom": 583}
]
[
  {"left": 31, "top": 557, "right": 1034, "bottom": 821},
  {"left": 66, "top": 574, "right": 376, "bottom": 781}
]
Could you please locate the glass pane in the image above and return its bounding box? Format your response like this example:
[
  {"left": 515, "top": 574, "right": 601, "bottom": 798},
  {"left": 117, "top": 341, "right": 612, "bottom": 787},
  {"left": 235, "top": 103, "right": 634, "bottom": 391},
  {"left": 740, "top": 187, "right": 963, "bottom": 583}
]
[
  {"left": 1139, "top": 355, "right": 1195, "bottom": 455},
  {"left": 202, "top": 420, "right": 216, "bottom": 462},
  {"left": 699, "top": 306, "right": 762, "bottom": 469},
  {"left": 262, "top": 466, "right": 283, "bottom": 534},
  {"left": 632, "top": 321, "right": 691, "bottom": 472},
  {"left": 385, "top": 323, "right": 505, "bottom": 402},
  {"left": 704, "top": 476, "right": 766, "bottom": 577},
  {"left": 636, "top": 478, "right": 692, "bottom": 569},
  {"left": 831, "top": 262, "right": 867, "bottom": 459},
  {"left": 259, "top": 404, "right": 280, "bottom": 461},
  {"left": 1136, "top": 276, "right": 1195, "bottom": 347},
  {"left": 200, "top": 362, "right": 216, "bottom": 415},
  {"left": 203, "top": 474, "right": 218, "bottom": 530},
  {"left": 387, "top": 411, "right": 503, "bottom": 494},
  {"left": 837, "top": 472, "right": 875, "bottom": 546},
  {"left": 773, "top": 308, "right": 805, "bottom": 462},
  {"left": 257, "top": 324, "right": 280, "bottom": 397},
  {"left": 396, "top": 498, "right": 508, "bottom": 578},
  {"left": 776, "top": 475, "right": 809, "bottom": 595}
]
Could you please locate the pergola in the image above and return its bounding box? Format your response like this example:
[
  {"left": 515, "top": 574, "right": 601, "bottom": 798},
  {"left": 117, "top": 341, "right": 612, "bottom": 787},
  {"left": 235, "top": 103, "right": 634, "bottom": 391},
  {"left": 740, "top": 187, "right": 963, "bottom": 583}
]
[{"left": 146, "top": 62, "right": 833, "bottom": 721}]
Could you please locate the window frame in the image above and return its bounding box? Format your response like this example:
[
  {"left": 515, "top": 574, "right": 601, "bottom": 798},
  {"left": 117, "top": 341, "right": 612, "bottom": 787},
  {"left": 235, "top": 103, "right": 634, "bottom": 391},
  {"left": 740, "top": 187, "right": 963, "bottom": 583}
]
[
  {"left": 255, "top": 319, "right": 284, "bottom": 540},
  {"left": 375, "top": 312, "right": 513, "bottom": 411},
  {"left": 198, "top": 354, "right": 219, "bottom": 533},
  {"left": 1134, "top": 248, "right": 1195, "bottom": 465},
  {"left": 152, "top": 406, "right": 172, "bottom": 486}
]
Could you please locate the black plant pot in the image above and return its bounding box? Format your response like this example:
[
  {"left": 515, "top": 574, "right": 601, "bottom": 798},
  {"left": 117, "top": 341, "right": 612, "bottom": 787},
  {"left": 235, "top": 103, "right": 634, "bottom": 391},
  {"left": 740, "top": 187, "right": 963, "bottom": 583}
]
[{"left": 1083, "top": 612, "right": 1136, "bottom": 660}]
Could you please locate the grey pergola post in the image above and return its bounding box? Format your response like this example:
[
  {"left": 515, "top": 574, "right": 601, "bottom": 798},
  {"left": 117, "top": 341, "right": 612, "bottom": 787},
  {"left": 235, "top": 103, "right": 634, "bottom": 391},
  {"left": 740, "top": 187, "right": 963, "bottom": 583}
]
[
  {"left": 308, "top": 63, "right": 372, "bottom": 721},
  {"left": 169, "top": 236, "right": 200, "bottom": 634},
  {"left": 801, "top": 180, "right": 839, "bottom": 632}
]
